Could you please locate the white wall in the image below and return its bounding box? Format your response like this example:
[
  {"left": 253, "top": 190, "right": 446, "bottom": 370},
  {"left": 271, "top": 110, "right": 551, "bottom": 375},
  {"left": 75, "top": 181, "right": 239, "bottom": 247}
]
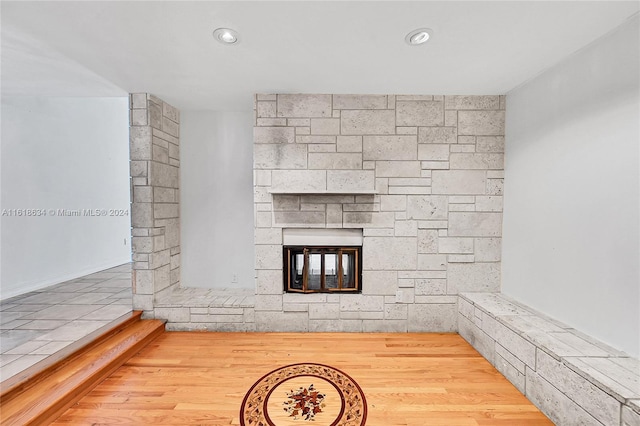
[
  {"left": 1, "top": 96, "right": 131, "bottom": 299},
  {"left": 503, "top": 15, "right": 639, "bottom": 357},
  {"left": 181, "top": 111, "right": 254, "bottom": 289}
]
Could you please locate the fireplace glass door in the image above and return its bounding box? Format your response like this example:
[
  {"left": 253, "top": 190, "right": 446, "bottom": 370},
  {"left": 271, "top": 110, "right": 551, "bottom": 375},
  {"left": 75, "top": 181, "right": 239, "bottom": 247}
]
[{"left": 284, "top": 246, "right": 361, "bottom": 293}]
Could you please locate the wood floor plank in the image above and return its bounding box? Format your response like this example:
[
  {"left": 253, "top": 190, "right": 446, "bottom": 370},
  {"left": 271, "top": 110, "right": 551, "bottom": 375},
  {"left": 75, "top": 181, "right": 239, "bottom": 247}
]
[{"left": 53, "top": 332, "right": 553, "bottom": 425}]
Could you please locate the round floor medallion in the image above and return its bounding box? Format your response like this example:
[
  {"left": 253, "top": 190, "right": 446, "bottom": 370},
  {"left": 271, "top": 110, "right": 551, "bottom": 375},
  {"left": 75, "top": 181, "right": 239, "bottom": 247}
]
[{"left": 240, "top": 363, "right": 367, "bottom": 426}]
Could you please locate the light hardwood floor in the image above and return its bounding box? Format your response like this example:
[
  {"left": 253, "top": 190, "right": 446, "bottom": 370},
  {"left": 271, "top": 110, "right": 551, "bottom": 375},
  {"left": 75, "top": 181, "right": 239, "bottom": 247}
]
[{"left": 53, "top": 332, "right": 553, "bottom": 425}]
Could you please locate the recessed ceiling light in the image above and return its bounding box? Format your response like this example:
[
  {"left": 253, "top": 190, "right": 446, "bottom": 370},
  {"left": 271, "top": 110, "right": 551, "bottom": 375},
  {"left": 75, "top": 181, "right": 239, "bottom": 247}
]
[
  {"left": 213, "top": 28, "right": 239, "bottom": 45},
  {"left": 405, "top": 28, "right": 432, "bottom": 46}
]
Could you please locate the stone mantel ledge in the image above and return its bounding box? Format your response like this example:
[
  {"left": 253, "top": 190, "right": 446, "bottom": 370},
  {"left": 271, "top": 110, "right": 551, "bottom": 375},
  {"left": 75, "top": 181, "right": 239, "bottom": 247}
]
[
  {"left": 459, "top": 292, "right": 640, "bottom": 423},
  {"left": 268, "top": 189, "right": 378, "bottom": 195}
]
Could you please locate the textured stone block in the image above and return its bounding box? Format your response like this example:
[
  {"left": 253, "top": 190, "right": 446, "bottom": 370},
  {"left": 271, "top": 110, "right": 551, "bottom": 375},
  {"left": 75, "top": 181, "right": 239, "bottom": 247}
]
[
  {"left": 431, "top": 170, "right": 487, "bottom": 195},
  {"left": 450, "top": 153, "right": 504, "bottom": 170},
  {"left": 131, "top": 203, "right": 153, "bottom": 227},
  {"left": 149, "top": 162, "right": 179, "bottom": 188},
  {"left": 417, "top": 254, "right": 447, "bottom": 270},
  {"left": 161, "top": 117, "right": 178, "bottom": 137},
  {"left": 255, "top": 294, "right": 283, "bottom": 311},
  {"left": 341, "top": 110, "right": 395, "bottom": 135},
  {"left": 476, "top": 136, "right": 505, "bottom": 152},
  {"left": 254, "top": 144, "right": 307, "bottom": 169},
  {"left": 308, "top": 153, "right": 362, "bottom": 170},
  {"left": 341, "top": 311, "right": 384, "bottom": 320},
  {"left": 388, "top": 178, "right": 431, "bottom": 187},
  {"left": 326, "top": 170, "right": 375, "bottom": 192},
  {"left": 343, "top": 212, "right": 394, "bottom": 228},
  {"left": 162, "top": 101, "right": 179, "bottom": 122},
  {"left": 406, "top": 195, "right": 448, "bottom": 220},
  {"left": 420, "top": 161, "right": 449, "bottom": 170},
  {"left": 364, "top": 237, "right": 417, "bottom": 270},
  {"left": 623, "top": 405, "right": 640, "bottom": 426},
  {"left": 308, "top": 144, "right": 336, "bottom": 153},
  {"left": 484, "top": 318, "right": 537, "bottom": 369},
  {"left": 154, "top": 307, "right": 190, "bottom": 323},
  {"left": 308, "top": 319, "right": 362, "bottom": 332},
  {"left": 396, "top": 101, "right": 444, "bottom": 126},
  {"left": 408, "top": 304, "right": 457, "bottom": 332},
  {"left": 415, "top": 279, "right": 446, "bottom": 295},
  {"left": 536, "top": 350, "right": 620, "bottom": 425},
  {"left": 474, "top": 238, "right": 502, "bottom": 261},
  {"left": 362, "top": 271, "right": 397, "bottom": 295},
  {"left": 311, "top": 118, "right": 340, "bottom": 135},
  {"left": 272, "top": 195, "right": 299, "bottom": 211},
  {"left": 277, "top": 94, "right": 332, "bottom": 117},
  {"left": 308, "top": 303, "right": 340, "bottom": 319},
  {"left": 271, "top": 170, "right": 326, "bottom": 192},
  {"left": 363, "top": 135, "right": 417, "bottom": 160},
  {"left": 255, "top": 245, "right": 282, "bottom": 270},
  {"left": 273, "top": 211, "right": 325, "bottom": 227},
  {"left": 418, "top": 127, "right": 456, "bottom": 144},
  {"left": 255, "top": 311, "right": 308, "bottom": 331},
  {"left": 333, "top": 94, "right": 387, "bottom": 109},
  {"left": 130, "top": 93, "right": 147, "bottom": 109},
  {"left": 449, "top": 212, "right": 502, "bottom": 237},
  {"left": 444, "top": 95, "right": 499, "bottom": 110},
  {"left": 458, "top": 110, "right": 505, "bottom": 136},
  {"left": 417, "top": 229, "right": 438, "bottom": 253},
  {"left": 362, "top": 320, "right": 408, "bottom": 332},
  {"left": 380, "top": 195, "right": 407, "bottom": 211},
  {"left": 418, "top": 144, "right": 450, "bottom": 161},
  {"left": 458, "top": 313, "right": 495, "bottom": 364},
  {"left": 257, "top": 118, "right": 286, "bottom": 127},
  {"left": 153, "top": 128, "right": 178, "bottom": 145},
  {"left": 375, "top": 161, "right": 421, "bottom": 177},
  {"left": 162, "top": 219, "right": 180, "bottom": 248},
  {"left": 340, "top": 294, "right": 384, "bottom": 312},
  {"left": 254, "top": 126, "right": 295, "bottom": 144},
  {"left": 438, "top": 237, "right": 474, "bottom": 254},
  {"left": 394, "top": 220, "right": 417, "bottom": 236},
  {"left": 256, "top": 101, "right": 276, "bottom": 118},
  {"left": 526, "top": 369, "right": 602, "bottom": 426},
  {"left": 495, "top": 343, "right": 526, "bottom": 374},
  {"left": 153, "top": 265, "right": 171, "bottom": 292},
  {"left": 256, "top": 269, "right": 284, "bottom": 295},
  {"left": 154, "top": 203, "right": 178, "bottom": 219},
  {"left": 448, "top": 263, "right": 500, "bottom": 293},
  {"left": 130, "top": 127, "right": 152, "bottom": 160},
  {"left": 337, "top": 136, "right": 363, "bottom": 152},
  {"left": 475, "top": 196, "right": 503, "bottom": 212},
  {"left": 296, "top": 135, "right": 335, "bottom": 144},
  {"left": 494, "top": 348, "right": 526, "bottom": 394}
]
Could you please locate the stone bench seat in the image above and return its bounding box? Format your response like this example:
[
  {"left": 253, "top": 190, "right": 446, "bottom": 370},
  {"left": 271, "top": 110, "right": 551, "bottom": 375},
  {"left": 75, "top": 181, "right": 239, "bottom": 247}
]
[
  {"left": 458, "top": 292, "right": 640, "bottom": 426},
  {"left": 153, "top": 287, "right": 255, "bottom": 331}
]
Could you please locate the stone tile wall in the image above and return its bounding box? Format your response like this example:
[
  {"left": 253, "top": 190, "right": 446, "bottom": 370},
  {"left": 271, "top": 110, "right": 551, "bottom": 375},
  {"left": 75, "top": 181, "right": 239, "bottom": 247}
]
[
  {"left": 253, "top": 94, "right": 505, "bottom": 332},
  {"left": 459, "top": 293, "right": 640, "bottom": 426},
  {"left": 129, "top": 93, "right": 181, "bottom": 314}
]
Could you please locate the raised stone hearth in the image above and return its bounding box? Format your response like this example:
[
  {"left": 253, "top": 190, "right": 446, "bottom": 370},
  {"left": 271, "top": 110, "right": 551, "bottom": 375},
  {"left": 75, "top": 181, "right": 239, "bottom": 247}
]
[{"left": 253, "top": 94, "right": 505, "bottom": 332}]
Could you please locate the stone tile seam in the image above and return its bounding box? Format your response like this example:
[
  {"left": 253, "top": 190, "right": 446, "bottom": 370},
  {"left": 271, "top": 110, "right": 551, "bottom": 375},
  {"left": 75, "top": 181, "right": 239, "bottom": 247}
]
[{"left": 527, "top": 368, "right": 610, "bottom": 426}]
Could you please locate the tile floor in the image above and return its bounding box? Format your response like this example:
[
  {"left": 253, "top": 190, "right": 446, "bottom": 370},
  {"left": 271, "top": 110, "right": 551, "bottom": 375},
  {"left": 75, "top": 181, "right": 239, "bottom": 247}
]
[{"left": 0, "top": 263, "right": 132, "bottom": 382}]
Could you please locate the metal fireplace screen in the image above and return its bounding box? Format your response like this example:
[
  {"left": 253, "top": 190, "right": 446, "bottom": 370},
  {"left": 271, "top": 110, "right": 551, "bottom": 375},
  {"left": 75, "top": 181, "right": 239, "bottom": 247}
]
[{"left": 283, "top": 246, "right": 362, "bottom": 293}]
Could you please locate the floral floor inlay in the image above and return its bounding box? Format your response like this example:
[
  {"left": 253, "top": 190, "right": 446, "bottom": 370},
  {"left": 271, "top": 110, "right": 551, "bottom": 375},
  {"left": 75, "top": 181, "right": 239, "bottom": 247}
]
[
  {"left": 240, "top": 363, "right": 367, "bottom": 426},
  {"left": 283, "top": 384, "right": 326, "bottom": 420}
]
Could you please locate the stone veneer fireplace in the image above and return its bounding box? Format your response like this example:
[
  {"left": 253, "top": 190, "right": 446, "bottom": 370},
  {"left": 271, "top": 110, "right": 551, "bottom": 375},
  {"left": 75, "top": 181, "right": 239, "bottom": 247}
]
[{"left": 253, "top": 94, "right": 505, "bottom": 332}]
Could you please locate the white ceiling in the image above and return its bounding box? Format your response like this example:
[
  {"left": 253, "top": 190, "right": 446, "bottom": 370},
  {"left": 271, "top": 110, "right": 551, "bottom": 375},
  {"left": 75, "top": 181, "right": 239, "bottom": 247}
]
[{"left": 2, "top": 1, "right": 638, "bottom": 112}]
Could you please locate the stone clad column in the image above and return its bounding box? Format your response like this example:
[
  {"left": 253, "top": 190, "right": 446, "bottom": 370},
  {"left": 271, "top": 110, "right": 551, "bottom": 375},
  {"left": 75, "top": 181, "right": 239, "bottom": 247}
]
[{"left": 129, "top": 93, "right": 181, "bottom": 313}]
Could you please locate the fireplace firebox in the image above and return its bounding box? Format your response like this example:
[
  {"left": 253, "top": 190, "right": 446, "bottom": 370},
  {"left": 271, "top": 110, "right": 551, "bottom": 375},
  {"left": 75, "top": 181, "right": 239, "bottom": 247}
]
[{"left": 283, "top": 246, "right": 362, "bottom": 293}]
